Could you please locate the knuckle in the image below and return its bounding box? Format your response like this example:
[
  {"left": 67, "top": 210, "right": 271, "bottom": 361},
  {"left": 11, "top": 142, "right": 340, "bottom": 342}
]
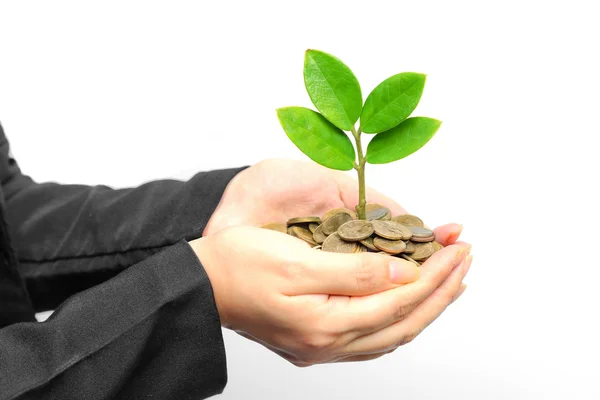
[
  {"left": 294, "top": 329, "right": 339, "bottom": 364},
  {"left": 293, "top": 361, "right": 313, "bottom": 368},
  {"left": 280, "top": 353, "right": 313, "bottom": 368},
  {"left": 393, "top": 300, "right": 414, "bottom": 321},
  {"left": 280, "top": 258, "right": 306, "bottom": 281},
  {"left": 353, "top": 256, "right": 380, "bottom": 293},
  {"left": 397, "top": 328, "right": 422, "bottom": 347},
  {"left": 299, "top": 333, "right": 332, "bottom": 352}
]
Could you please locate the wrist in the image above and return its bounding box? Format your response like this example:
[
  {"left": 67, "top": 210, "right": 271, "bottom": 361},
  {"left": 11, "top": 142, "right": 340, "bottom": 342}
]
[{"left": 188, "top": 237, "right": 231, "bottom": 328}]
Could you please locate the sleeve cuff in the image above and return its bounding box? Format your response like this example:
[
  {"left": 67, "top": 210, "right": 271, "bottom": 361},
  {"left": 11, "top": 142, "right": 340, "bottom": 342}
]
[{"left": 1, "top": 241, "right": 228, "bottom": 399}]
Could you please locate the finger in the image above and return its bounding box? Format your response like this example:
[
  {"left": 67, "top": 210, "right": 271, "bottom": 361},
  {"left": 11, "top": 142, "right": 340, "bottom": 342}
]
[
  {"left": 450, "top": 283, "right": 467, "bottom": 304},
  {"left": 433, "top": 223, "right": 463, "bottom": 246},
  {"left": 343, "top": 255, "right": 473, "bottom": 355},
  {"left": 335, "top": 173, "right": 407, "bottom": 216},
  {"left": 284, "top": 251, "right": 420, "bottom": 296},
  {"left": 332, "top": 243, "right": 471, "bottom": 336}
]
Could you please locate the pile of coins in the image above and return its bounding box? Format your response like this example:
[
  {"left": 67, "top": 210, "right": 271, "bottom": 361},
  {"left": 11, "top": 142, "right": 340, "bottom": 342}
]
[{"left": 261, "top": 204, "right": 443, "bottom": 266}]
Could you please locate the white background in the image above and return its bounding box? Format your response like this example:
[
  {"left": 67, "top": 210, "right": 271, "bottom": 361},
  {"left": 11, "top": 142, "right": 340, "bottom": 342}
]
[{"left": 1, "top": 1, "right": 599, "bottom": 399}]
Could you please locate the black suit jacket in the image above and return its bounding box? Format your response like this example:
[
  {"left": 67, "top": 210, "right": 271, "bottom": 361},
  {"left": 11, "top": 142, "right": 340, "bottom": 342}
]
[{"left": 0, "top": 123, "right": 243, "bottom": 399}]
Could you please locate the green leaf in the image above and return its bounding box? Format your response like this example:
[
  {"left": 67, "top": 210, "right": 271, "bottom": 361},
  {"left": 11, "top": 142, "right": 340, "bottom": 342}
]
[
  {"left": 365, "top": 117, "right": 441, "bottom": 164},
  {"left": 360, "top": 72, "right": 426, "bottom": 134},
  {"left": 277, "top": 106, "right": 356, "bottom": 171},
  {"left": 304, "top": 49, "right": 362, "bottom": 131}
]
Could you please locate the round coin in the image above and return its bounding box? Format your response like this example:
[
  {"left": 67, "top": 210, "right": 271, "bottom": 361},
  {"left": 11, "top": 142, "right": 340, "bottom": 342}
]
[
  {"left": 337, "top": 220, "right": 374, "bottom": 241},
  {"left": 359, "top": 236, "right": 379, "bottom": 251},
  {"left": 391, "top": 214, "right": 424, "bottom": 227},
  {"left": 432, "top": 241, "right": 444, "bottom": 252},
  {"left": 400, "top": 254, "right": 419, "bottom": 266},
  {"left": 410, "top": 242, "right": 435, "bottom": 261},
  {"left": 365, "top": 204, "right": 392, "bottom": 221},
  {"left": 321, "top": 212, "right": 353, "bottom": 235},
  {"left": 291, "top": 225, "right": 317, "bottom": 246},
  {"left": 308, "top": 223, "right": 319, "bottom": 233},
  {"left": 411, "top": 234, "right": 435, "bottom": 243},
  {"left": 260, "top": 223, "right": 287, "bottom": 233},
  {"left": 404, "top": 241, "right": 416, "bottom": 253},
  {"left": 354, "top": 244, "right": 369, "bottom": 253},
  {"left": 312, "top": 224, "right": 328, "bottom": 244},
  {"left": 322, "top": 233, "right": 360, "bottom": 253},
  {"left": 408, "top": 226, "right": 434, "bottom": 238},
  {"left": 373, "top": 237, "right": 407, "bottom": 254},
  {"left": 287, "top": 216, "right": 321, "bottom": 226},
  {"left": 371, "top": 220, "right": 412, "bottom": 240},
  {"left": 322, "top": 207, "right": 358, "bottom": 221}
]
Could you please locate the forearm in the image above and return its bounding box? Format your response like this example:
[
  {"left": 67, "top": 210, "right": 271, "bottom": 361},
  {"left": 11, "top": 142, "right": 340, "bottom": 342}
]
[{"left": 3, "top": 151, "right": 243, "bottom": 310}]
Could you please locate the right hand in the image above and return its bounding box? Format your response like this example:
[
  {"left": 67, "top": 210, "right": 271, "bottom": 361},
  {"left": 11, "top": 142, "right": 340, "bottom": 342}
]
[{"left": 189, "top": 226, "right": 472, "bottom": 366}]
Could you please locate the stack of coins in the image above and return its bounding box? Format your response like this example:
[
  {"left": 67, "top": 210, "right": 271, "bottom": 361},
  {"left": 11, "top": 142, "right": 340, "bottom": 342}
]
[{"left": 261, "top": 204, "right": 444, "bottom": 266}]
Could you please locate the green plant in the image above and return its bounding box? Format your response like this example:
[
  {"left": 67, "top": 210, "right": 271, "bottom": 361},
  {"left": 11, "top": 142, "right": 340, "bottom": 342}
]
[{"left": 277, "top": 49, "right": 441, "bottom": 220}]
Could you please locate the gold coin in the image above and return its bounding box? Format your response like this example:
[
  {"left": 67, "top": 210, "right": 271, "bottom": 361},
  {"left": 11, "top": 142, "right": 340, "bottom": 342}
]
[
  {"left": 371, "top": 220, "right": 412, "bottom": 240},
  {"left": 291, "top": 225, "right": 317, "bottom": 246},
  {"left": 261, "top": 223, "right": 287, "bottom": 233},
  {"left": 408, "top": 225, "right": 434, "bottom": 238},
  {"left": 354, "top": 244, "right": 369, "bottom": 253},
  {"left": 432, "top": 241, "right": 444, "bottom": 252},
  {"left": 408, "top": 226, "right": 435, "bottom": 242},
  {"left": 321, "top": 212, "right": 353, "bottom": 235},
  {"left": 401, "top": 254, "right": 419, "bottom": 266},
  {"left": 337, "top": 220, "right": 374, "bottom": 241},
  {"left": 410, "top": 242, "right": 435, "bottom": 261},
  {"left": 322, "top": 207, "right": 358, "bottom": 221},
  {"left": 359, "top": 236, "right": 379, "bottom": 251},
  {"left": 404, "top": 241, "right": 416, "bottom": 253},
  {"left": 391, "top": 214, "right": 424, "bottom": 227},
  {"left": 365, "top": 203, "right": 392, "bottom": 221},
  {"left": 322, "top": 233, "right": 360, "bottom": 253},
  {"left": 411, "top": 235, "right": 435, "bottom": 243},
  {"left": 287, "top": 216, "right": 321, "bottom": 226},
  {"left": 287, "top": 226, "right": 295, "bottom": 236},
  {"left": 308, "top": 223, "right": 319, "bottom": 233},
  {"left": 312, "top": 224, "right": 328, "bottom": 244},
  {"left": 373, "top": 237, "right": 407, "bottom": 254}
]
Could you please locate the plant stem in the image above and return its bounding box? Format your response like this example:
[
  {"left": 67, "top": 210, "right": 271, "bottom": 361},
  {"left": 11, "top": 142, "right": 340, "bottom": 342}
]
[{"left": 351, "top": 127, "right": 367, "bottom": 220}]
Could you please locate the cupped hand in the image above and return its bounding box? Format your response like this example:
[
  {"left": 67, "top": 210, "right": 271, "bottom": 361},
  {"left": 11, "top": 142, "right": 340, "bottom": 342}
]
[
  {"left": 189, "top": 226, "right": 472, "bottom": 367},
  {"left": 204, "top": 159, "right": 462, "bottom": 245}
]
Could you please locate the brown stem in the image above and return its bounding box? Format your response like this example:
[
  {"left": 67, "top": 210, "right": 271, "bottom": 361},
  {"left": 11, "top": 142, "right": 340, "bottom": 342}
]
[{"left": 352, "top": 127, "right": 367, "bottom": 220}]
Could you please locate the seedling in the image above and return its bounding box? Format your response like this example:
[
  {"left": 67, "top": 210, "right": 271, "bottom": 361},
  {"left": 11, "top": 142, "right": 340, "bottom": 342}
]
[{"left": 277, "top": 49, "right": 441, "bottom": 220}]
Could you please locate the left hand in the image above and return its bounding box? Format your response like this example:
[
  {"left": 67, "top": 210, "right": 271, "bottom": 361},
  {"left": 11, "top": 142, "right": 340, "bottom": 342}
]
[{"left": 204, "top": 159, "right": 462, "bottom": 246}]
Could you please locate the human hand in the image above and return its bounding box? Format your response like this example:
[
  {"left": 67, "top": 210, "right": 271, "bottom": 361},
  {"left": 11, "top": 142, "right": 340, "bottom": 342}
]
[
  {"left": 189, "top": 226, "right": 472, "bottom": 366},
  {"left": 203, "top": 159, "right": 462, "bottom": 244}
]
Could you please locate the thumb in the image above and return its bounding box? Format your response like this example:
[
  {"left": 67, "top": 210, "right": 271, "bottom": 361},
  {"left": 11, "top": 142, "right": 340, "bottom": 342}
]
[
  {"left": 289, "top": 250, "right": 420, "bottom": 297},
  {"left": 433, "top": 223, "right": 463, "bottom": 246}
]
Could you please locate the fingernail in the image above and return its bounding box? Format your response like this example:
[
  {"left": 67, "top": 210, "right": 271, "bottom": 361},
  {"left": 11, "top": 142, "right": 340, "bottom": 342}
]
[
  {"left": 446, "top": 224, "right": 463, "bottom": 244},
  {"left": 454, "top": 246, "right": 469, "bottom": 266},
  {"left": 389, "top": 260, "right": 419, "bottom": 284}
]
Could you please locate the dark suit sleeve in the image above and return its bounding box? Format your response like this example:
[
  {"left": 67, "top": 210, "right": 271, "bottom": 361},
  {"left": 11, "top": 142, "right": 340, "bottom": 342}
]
[
  {"left": 0, "top": 240, "right": 228, "bottom": 400},
  {"left": 0, "top": 130, "right": 244, "bottom": 311}
]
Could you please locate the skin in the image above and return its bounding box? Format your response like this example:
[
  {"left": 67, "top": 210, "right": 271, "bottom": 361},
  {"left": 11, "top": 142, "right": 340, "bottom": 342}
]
[{"left": 190, "top": 159, "right": 472, "bottom": 366}]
